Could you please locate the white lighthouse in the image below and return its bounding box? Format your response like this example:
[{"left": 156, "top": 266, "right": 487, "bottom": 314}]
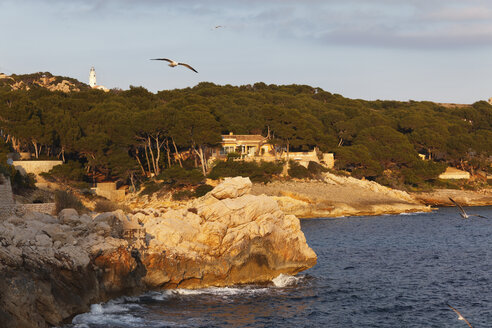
[{"left": 89, "top": 67, "right": 97, "bottom": 88}]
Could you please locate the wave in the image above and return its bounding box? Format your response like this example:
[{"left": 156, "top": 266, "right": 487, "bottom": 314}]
[
  {"left": 399, "top": 211, "right": 428, "bottom": 216},
  {"left": 272, "top": 273, "right": 303, "bottom": 287},
  {"left": 71, "top": 301, "right": 146, "bottom": 327}
]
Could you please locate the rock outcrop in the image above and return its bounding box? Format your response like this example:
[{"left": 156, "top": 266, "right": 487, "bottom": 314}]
[
  {"left": 252, "top": 172, "right": 431, "bottom": 217},
  {"left": 0, "top": 177, "right": 316, "bottom": 328}
]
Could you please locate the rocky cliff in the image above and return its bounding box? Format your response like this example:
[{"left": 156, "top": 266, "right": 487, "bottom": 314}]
[
  {"left": 0, "top": 72, "right": 89, "bottom": 92},
  {"left": 0, "top": 177, "right": 316, "bottom": 328}
]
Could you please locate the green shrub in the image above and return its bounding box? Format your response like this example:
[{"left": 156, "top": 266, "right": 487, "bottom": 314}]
[
  {"left": 432, "top": 179, "right": 461, "bottom": 189},
  {"left": 226, "top": 152, "right": 241, "bottom": 160},
  {"left": 172, "top": 190, "right": 193, "bottom": 201},
  {"left": 40, "top": 161, "right": 87, "bottom": 182},
  {"left": 307, "top": 161, "right": 328, "bottom": 176},
  {"left": 55, "top": 190, "right": 87, "bottom": 214},
  {"left": 139, "top": 181, "right": 164, "bottom": 196},
  {"left": 157, "top": 166, "right": 204, "bottom": 186},
  {"left": 94, "top": 199, "right": 118, "bottom": 212},
  {"left": 288, "top": 161, "right": 312, "bottom": 179},
  {"left": 94, "top": 199, "right": 130, "bottom": 213},
  {"left": 401, "top": 160, "right": 447, "bottom": 187},
  {"left": 194, "top": 184, "right": 214, "bottom": 197}
]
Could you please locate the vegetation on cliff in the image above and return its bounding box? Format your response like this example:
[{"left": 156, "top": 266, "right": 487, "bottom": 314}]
[{"left": 0, "top": 75, "right": 490, "bottom": 191}]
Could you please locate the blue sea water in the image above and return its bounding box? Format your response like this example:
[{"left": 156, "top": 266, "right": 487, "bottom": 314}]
[{"left": 65, "top": 206, "right": 492, "bottom": 328}]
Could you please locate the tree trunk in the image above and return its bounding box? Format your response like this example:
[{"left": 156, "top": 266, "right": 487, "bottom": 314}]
[
  {"left": 154, "top": 135, "right": 161, "bottom": 175},
  {"left": 286, "top": 141, "right": 290, "bottom": 161},
  {"left": 165, "top": 139, "right": 171, "bottom": 168},
  {"left": 172, "top": 137, "right": 183, "bottom": 168},
  {"left": 144, "top": 144, "right": 152, "bottom": 175},
  {"left": 32, "top": 141, "right": 39, "bottom": 159},
  {"left": 134, "top": 150, "right": 146, "bottom": 176},
  {"left": 129, "top": 172, "right": 136, "bottom": 193},
  {"left": 148, "top": 137, "right": 158, "bottom": 176},
  {"left": 193, "top": 146, "right": 207, "bottom": 176},
  {"left": 11, "top": 136, "right": 21, "bottom": 153}
]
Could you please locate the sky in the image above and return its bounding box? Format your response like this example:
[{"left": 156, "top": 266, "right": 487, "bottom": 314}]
[{"left": 2, "top": 0, "right": 492, "bottom": 103}]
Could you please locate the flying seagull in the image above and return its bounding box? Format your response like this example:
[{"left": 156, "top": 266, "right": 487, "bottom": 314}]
[
  {"left": 150, "top": 58, "right": 198, "bottom": 73},
  {"left": 447, "top": 304, "right": 473, "bottom": 328},
  {"left": 449, "top": 197, "right": 489, "bottom": 219}
]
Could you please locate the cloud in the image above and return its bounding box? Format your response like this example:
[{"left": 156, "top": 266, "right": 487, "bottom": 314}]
[{"left": 6, "top": 0, "right": 492, "bottom": 49}]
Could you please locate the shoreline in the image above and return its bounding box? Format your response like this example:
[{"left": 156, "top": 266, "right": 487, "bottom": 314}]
[
  {"left": 0, "top": 177, "right": 316, "bottom": 328},
  {"left": 250, "top": 174, "right": 492, "bottom": 218},
  {"left": 251, "top": 175, "right": 430, "bottom": 218},
  {"left": 410, "top": 188, "right": 492, "bottom": 207}
]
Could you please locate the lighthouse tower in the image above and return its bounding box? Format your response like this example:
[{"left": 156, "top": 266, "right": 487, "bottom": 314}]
[{"left": 89, "top": 67, "right": 97, "bottom": 88}]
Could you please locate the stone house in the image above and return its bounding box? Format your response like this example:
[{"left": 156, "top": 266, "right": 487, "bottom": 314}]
[
  {"left": 210, "top": 132, "right": 272, "bottom": 158},
  {"left": 209, "top": 132, "right": 334, "bottom": 169}
]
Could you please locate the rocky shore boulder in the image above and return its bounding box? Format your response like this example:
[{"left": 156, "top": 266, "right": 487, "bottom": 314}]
[
  {"left": 140, "top": 176, "right": 316, "bottom": 288},
  {"left": 0, "top": 177, "right": 316, "bottom": 328}
]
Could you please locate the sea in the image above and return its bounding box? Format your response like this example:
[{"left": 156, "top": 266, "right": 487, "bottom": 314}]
[{"left": 63, "top": 206, "right": 492, "bottom": 328}]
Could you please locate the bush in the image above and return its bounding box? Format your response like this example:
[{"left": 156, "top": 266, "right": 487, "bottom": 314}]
[
  {"left": 208, "top": 160, "right": 283, "bottom": 183},
  {"left": 139, "top": 181, "right": 164, "bottom": 196},
  {"left": 307, "top": 161, "right": 328, "bottom": 176},
  {"left": 55, "top": 190, "right": 87, "bottom": 214},
  {"left": 157, "top": 166, "right": 204, "bottom": 186},
  {"left": 401, "top": 160, "right": 447, "bottom": 187},
  {"left": 0, "top": 164, "right": 37, "bottom": 195},
  {"left": 194, "top": 184, "right": 214, "bottom": 197},
  {"left": 94, "top": 199, "right": 130, "bottom": 213},
  {"left": 94, "top": 199, "right": 118, "bottom": 212},
  {"left": 288, "top": 161, "right": 312, "bottom": 179},
  {"left": 40, "top": 161, "right": 87, "bottom": 183},
  {"left": 226, "top": 152, "right": 241, "bottom": 160},
  {"left": 172, "top": 190, "right": 193, "bottom": 201}
]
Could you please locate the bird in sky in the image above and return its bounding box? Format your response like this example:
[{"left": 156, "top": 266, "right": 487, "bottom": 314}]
[
  {"left": 448, "top": 197, "right": 489, "bottom": 219},
  {"left": 150, "top": 58, "right": 198, "bottom": 73},
  {"left": 215, "top": 25, "right": 223, "bottom": 29},
  {"left": 446, "top": 304, "right": 473, "bottom": 328}
]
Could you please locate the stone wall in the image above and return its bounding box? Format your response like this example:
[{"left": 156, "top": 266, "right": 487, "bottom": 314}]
[
  {"left": 94, "top": 182, "right": 126, "bottom": 202},
  {"left": 439, "top": 167, "right": 470, "bottom": 180},
  {"left": 12, "top": 160, "right": 63, "bottom": 176},
  {"left": 0, "top": 177, "right": 14, "bottom": 218},
  {"left": 16, "top": 203, "right": 56, "bottom": 216},
  {"left": 322, "top": 153, "right": 334, "bottom": 169}
]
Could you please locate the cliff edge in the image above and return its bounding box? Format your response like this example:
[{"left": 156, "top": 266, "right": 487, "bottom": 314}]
[{"left": 0, "top": 177, "right": 316, "bottom": 328}]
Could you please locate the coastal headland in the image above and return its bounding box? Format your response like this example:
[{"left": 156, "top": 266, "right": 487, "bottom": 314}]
[
  {"left": 251, "top": 172, "right": 432, "bottom": 218},
  {"left": 0, "top": 177, "right": 316, "bottom": 328}
]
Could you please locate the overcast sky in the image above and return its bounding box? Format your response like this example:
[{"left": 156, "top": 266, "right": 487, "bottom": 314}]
[{"left": 2, "top": 0, "right": 492, "bottom": 103}]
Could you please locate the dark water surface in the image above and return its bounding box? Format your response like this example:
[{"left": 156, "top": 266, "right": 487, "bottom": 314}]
[{"left": 66, "top": 206, "right": 492, "bottom": 327}]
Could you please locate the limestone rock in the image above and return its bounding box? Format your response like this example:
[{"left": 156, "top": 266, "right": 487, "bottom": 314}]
[
  {"left": 210, "top": 176, "right": 252, "bottom": 199},
  {"left": 0, "top": 176, "right": 316, "bottom": 328},
  {"left": 58, "top": 208, "right": 80, "bottom": 226}
]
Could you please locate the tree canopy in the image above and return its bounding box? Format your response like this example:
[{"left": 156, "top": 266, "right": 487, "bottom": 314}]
[{"left": 0, "top": 76, "right": 490, "bottom": 189}]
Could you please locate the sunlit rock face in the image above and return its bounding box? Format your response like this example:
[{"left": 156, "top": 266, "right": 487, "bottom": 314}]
[
  {"left": 0, "top": 177, "right": 316, "bottom": 328},
  {"left": 140, "top": 177, "right": 317, "bottom": 288}
]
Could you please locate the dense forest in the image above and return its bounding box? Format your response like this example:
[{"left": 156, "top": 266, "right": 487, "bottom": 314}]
[{"left": 0, "top": 73, "right": 491, "bottom": 191}]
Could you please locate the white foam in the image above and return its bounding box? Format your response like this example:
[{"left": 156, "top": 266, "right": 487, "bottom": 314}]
[
  {"left": 399, "top": 211, "right": 427, "bottom": 216},
  {"left": 272, "top": 273, "right": 301, "bottom": 287},
  {"left": 72, "top": 299, "right": 145, "bottom": 326},
  {"left": 170, "top": 286, "right": 269, "bottom": 297}
]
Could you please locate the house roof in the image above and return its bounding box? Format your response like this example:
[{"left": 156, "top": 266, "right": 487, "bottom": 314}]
[{"left": 221, "top": 134, "right": 267, "bottom": 142}]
